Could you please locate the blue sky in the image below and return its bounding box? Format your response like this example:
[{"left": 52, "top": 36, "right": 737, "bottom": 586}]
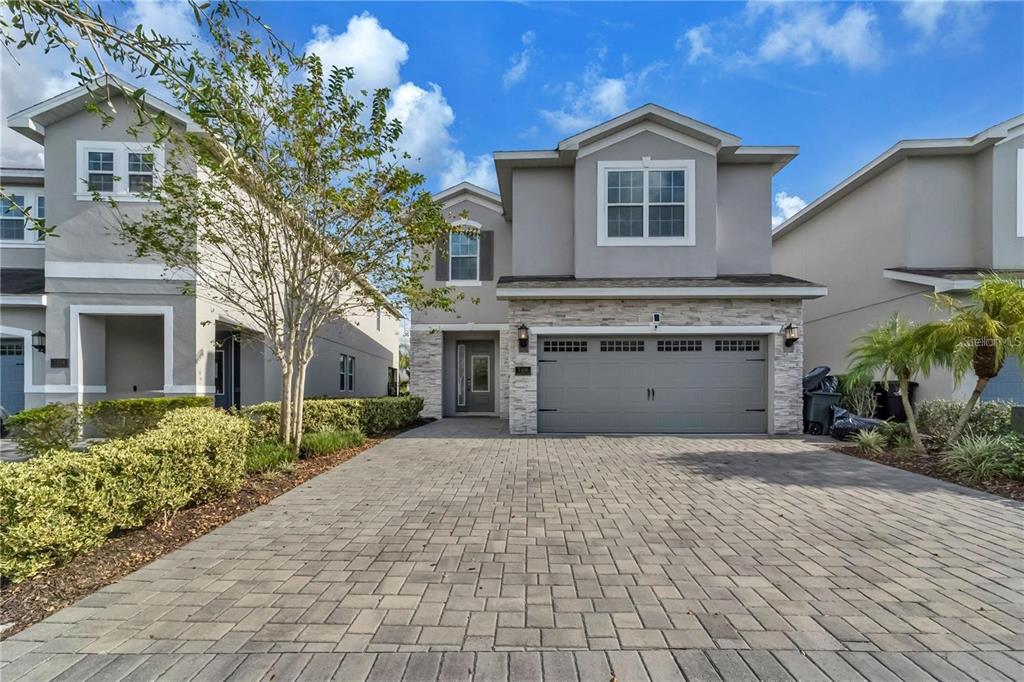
[{"left": 3, "top": 1, "right": 1022, "bottom": 223}]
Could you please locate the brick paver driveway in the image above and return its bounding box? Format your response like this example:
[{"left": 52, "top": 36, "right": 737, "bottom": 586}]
[{"left": 4, "top": 419, "right": 1024, "bottom": 681}]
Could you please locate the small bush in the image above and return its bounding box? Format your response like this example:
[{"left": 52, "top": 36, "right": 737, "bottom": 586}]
[
  {"left": 875, "top": 421, "right": 910, "bottom": 448},
  {"left": 246, "top": 441, "right": 297, "bottom": 473},
  {"left": 6, "top": 403, "right": 80, "bottom": 455},
  {"left": 300, "top": 430, "right": 364, "bottom": 458},
  {"left": 836, "top": 374, "right": 876, "bottom": 418},
  {"left": 244, "top": 396, "right": 423, "bottom": 440},
  {"left": 0, "top": 407, "right": 249, "bottom": 582},
  {"left": 891, "top": 435, "right": 917, "bottom": 459},
  {"left": 942, "top": 433, "right": 1017, "bottom": 483},
  {"left": 853, "top": 429, "right": 886, "bottom": 454},
  {"left": 86, "top": 396, "right": 213, "bottom": 439},
  {"left": 917, "top": 400, "right": 1014, "bottom": 443}
]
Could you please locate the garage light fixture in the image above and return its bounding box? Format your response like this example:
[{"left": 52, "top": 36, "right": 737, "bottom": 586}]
[
  {"left": 31, "top": 330, "right": 46, "bottom": 353},
  {"left": 783, "top": 323, "right": 799, "bottom": 347},
  {"left": 517, "top": 324, "right": 529, "bottom": 352}
]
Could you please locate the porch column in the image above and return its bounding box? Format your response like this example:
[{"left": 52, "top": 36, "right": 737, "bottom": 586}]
[{"left": 410, "top": 328, "right": 442, "bottom": 419}]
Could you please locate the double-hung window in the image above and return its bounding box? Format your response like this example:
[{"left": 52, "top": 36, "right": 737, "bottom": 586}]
[
  {"left": 449, "top": 232, "right": 479, "bottom": 282},
  {"left": 76, "top": 141, "right": 163, "bottom": 200},
  {"left": 597, "top": 159, "right": 696, "bottom": 246},
  {"left": 340, "top": 353, "right": 355, "bottom": 391},
  {"left": 0, "top": 189, "right": 45, "bottom": 243}
]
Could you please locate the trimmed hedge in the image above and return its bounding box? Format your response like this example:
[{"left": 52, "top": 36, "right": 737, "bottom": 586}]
[
  {"left": 917, "top": 400, "right": 1016, "bottom": 443},
  {"left": 243, "top": 396, "right": 423, "bottom": 440},
  {"left": 85, "top": 396, "right": 213, "bottom": 439},
  {"left": 5, "top": 403, "right": 81, "bottom": 455},
  {"left": 0, "top": 407, "right": 249, "bottom": 582}
]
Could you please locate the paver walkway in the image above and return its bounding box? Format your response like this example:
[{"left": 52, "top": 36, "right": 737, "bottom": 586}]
[{"left": 3, "top": 418, "right": 1023, "bottom": 681}]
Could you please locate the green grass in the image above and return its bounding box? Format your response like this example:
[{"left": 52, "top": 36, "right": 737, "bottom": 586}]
[
  {"left": 245, "top": 441, "right": 297, "bottom": 473},
  {"left": 300, "top": 430, "right": 365, "bottom": 458}
]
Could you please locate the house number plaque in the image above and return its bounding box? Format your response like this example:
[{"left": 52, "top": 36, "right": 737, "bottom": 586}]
[{"left": 514, "top": 366, "right": 532, "bottom": 376}]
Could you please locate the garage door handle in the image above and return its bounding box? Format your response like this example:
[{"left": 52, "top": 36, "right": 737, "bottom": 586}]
[
  {"left": 746, "top": 359, "right": 765, "bottom": 362},
  {"left": 746, "top": 408, "right": 766, "bottom": 412},
  {"left": 651, "top": 388, "right": 655, "bottom": 400},
  {"left": 538, "top": 408, "right": 558, "bottom": 412}
]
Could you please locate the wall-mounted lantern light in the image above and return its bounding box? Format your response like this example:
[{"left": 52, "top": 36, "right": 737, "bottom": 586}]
[
  {"left": 517, "top": 324, "right": 529, "bottom": 352},
  {"left": 783, "top": 323, "right": 799, "bottom": 348},
  {"left": 31, "top": 330, "right": 46, "bottom": 353}
]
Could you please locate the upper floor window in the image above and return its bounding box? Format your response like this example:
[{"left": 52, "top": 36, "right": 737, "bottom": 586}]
[
  {"left": 76, "top": 141, "right": 163, "bottom": 201},
  {"left": 597, "top": 159, "right": 696, "bottom": 247},
  {"left": 450, "top": 232, "right": 480, "bottom": 281},
  {"left": 0, "top": 189, "right": 45, "bottom": 243}
]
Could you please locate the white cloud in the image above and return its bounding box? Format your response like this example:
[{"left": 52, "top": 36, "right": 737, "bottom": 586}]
[
  {"left": 771, "top": 191, "right": 807, "bottom": 227},
  {"left": 678, "top": 25, "right": 713, "bottom": 63},
  {"left": 900, "top": 0, "right": 987, "bottom": 49},
  {"left": 540, "top": 62, "right": 660, "bottom": 134},
  {"left": 502, "top": 31, "right": 535, "bottom": 90},
  {"left": 440, "top": 151, "right": 496, "bottom": 191},
  {"left": 757, "top": 4, "right": 883, "bottom": 69},
  {"left": 123, "top": 0, "right": 203, "bottom": 50},
  {"left": 305, "top": 13, "right": 408, "bottom": 92}
]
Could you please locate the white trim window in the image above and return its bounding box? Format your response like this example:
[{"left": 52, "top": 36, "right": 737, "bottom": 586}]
[
  {"left": 339, "top": 353, "right": 355, "bottom": 391},
  {"left": 76, "top": 140, "right": 164, "bottom": 201},
  {"left": 449, "top": 232, "right": 480, "bottom": 282},
  {"left": 597, "top": 159, "right": 696, "bottom": 246},
  {"left": 0, "top": 188, "right": 45, "bottom": 243}
]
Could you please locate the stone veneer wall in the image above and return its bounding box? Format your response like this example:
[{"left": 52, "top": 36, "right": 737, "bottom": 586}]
[
  {"left": 506, "top": 298, "right": 804, "bottom": 435},
  {"left": 409, "top": 329, "right": 442, "bottom": 419}
]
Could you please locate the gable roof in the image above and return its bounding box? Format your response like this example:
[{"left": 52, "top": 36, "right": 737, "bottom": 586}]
[
  {"left": 492, "top": 104, "right": 796, "bottom": 217},
  {"left": 7, "top": 75, "right": 200, "bottom": 144},
  {"left": 773, "top": 113, "right": 1024, "bottom": 241},
  {"left": 433, "top": 182, "right": 503, "bottom": 214}
]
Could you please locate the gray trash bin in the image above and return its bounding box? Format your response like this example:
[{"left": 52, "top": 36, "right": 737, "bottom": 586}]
[{"left": 803, "top": 392, "right": 842, "bottom": 435}]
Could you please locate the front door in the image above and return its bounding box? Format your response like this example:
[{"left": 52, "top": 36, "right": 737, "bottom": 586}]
[
  {"left": 214, "top": 333, "right": 241, "bottom": 409},
  {"left": 0, "top": 338, "right": 25, "bottom": 415},
  {"left": 455, "top": 340, "right": 494, "bottom": 413}
]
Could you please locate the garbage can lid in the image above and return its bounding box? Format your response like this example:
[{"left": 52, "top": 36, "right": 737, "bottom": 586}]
[{"left": 803, "top": 366, "right": 831, "bottom": 392}]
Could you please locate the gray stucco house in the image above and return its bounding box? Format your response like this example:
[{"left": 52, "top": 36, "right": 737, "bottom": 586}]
[
  {"left": 773, "top": 115, "right": 1024, "bottom": 404},
  {"left": 410, "top": 105, "right": 826, "bottom": 435},
  {"left": 0, "top": 78, "right": 401, "bottom": 415}
]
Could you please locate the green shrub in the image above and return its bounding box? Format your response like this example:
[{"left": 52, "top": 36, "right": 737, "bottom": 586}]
[
  {"left": 6, "top": 403, "right": 81, "bottom": 455},
  {"left": 918, "top": 400, "right": 1014, "bottom": 443},
  {"left": 246, "top": 441, "right": 297, "bottom": 473},
  {"left": 853, "top": 429, "right": 886, "bottom": 454},
  {"left": 875, "top": 420, "right": 910, "bottom": 448},
  {"left": 85, "top": 396, "right": 213, "bottom": 439},
  {"left": 301, "top": 430, "right": 364, "bottom": 458},
  {"left": 0, "top": 407, "right": 249, "bottom": 582},
  {"left": 243, "top": 396, "right": 423, "bottom": 440},
  {"left": 942, "top": 433, "right": 1018, "bottom": 483},
  {"left": 836, "top": 374, "right": 876, "bottom": 418}
]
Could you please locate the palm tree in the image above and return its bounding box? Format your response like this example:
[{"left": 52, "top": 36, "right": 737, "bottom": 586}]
[
  {"left": 917, "top": 273, "right": 1024, "bottom": 446},
  {"left": 847, "top": 314, "right": 936, "bottom": 452}
]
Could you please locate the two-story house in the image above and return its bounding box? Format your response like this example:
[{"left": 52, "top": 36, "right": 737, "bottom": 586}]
[
  {"left": 773, "top": 115, "right": 1024, "bottom": 404},
  {"left": 410, "top": 104, "right": 826, "bottom": 435},
  {"left": 0, "top": 77, "right": 401, "bottom": 415}
]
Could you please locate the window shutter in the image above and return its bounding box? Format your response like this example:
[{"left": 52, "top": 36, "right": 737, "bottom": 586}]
[
  {"left": 435, "top": 237, "right": 449, "bottom": 281},
  {"left": 479, "top": 231, "right": 494, "bottom": 281}
]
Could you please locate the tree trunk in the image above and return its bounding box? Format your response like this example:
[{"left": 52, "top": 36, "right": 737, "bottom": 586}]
[
  {"left": 279, "top": 365, "right": 292, "bottom": 446},
  {"left": 288, "top": 350, "right": 303, "bottom": 447},
  {"left": 900, "top": 375, "right": 925, "bottom": 453},
  {"left": 947, "top": 376, "right": 990, "bottom": 447},
  {"left": 292, "top": 359, "right": 307, "bottom": 450}
]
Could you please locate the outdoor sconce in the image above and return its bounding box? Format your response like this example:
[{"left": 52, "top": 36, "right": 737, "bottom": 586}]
[
  {"left": 31, "top": 330, "right": 46, "bottom": 353},
  {"left": 517, "top": 324, "right": 529, "bottom": 352},
  {"left": 783, "top": 323, "right": 799, "bottom": 348}
]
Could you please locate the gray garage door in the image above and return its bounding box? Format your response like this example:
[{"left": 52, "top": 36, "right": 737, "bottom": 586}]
[{"left": 537, "top": 335, "right": 767, "bottom": 433}]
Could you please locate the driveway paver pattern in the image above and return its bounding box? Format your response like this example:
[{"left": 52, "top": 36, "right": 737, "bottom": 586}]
[{"left": 3, "top": 418, "right": 1023, "bottom": 680}]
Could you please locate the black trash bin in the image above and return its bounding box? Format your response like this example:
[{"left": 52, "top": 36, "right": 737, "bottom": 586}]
[
  {"left": 802, "top": 367, "right": 842, "bottom": 434},
  {"left": 873, "top": 381, "right": 918, "bottom": 421}
]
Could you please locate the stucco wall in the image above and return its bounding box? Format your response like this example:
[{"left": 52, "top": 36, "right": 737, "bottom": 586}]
[
  {"left": 413, "top": 198, "right": 511, "bottom": 325},
  {"left": 104, "top": 315, "right": 163, "bottom": 398},
  {"left": 992, "top": 133, "right": 1024, "bottom": 269},
  {"left": 716, "top": 164, "right": 773, "bottom": 275},
  {"left": 511, "top": 167, "right": 574, "bottom": 276},
  {"left": 573, "top": 131, "right": 718, "bottom": 278}
]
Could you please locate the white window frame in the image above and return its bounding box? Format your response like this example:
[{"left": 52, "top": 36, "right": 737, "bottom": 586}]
[
  {"left": 597, "top": 158, "right": 696, "bottom": 247},
  {"left": 0, "top": 186, "right": 45, "bottom": 246},
  {"left": 448, "top": 218, "right": 481, "bottom": 286},
  {"left": 1017, "top": 148, "right": 1024, "bottom": 238},
  {"left": 75, "top": 140, "right": 164, "bottom": 202}
]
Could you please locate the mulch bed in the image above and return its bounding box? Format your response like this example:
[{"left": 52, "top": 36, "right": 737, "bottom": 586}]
[
  {"left": 825, "top": 441, "right": 1024, "bottom": 503},
  {"left": 0, "top": 422, "right": 426, "bottom": 640}
]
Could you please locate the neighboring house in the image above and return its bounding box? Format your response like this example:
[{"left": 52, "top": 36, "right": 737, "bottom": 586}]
[
  {"left": 0, "top": 78, "right": 400, "bottom": 415},
  {"left": 773, "top": 115, "right": 1024, "bottom": 404},
  {"left": 410, "top": 104, "right": 826, "bottom": 435}
]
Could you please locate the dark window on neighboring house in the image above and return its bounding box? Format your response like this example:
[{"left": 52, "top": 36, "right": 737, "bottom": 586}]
[
  {"left": 340, "top": 353, "right": 355, "bottom": 391},
  {"left": 0, "top": 194, "right": 25, "bottom": 240}
]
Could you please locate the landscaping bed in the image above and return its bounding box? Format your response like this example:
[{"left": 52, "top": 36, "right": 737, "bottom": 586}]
[
  {"left": 825, "top": 441, "right": 1024, "bottom": 502},
  {"left": 0, "top": 421, "right": 426, "bottom": 639}
]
